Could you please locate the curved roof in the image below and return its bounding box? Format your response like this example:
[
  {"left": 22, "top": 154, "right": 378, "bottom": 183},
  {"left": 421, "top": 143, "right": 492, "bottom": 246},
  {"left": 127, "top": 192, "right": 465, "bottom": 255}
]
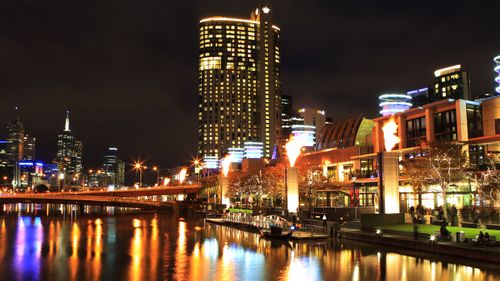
[{"left": 315, "top": 115, "right": 374, "bottom": 150}]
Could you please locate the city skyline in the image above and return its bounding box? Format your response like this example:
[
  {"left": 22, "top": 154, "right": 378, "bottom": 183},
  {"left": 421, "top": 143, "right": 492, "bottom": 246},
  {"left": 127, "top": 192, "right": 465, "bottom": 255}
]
[{"left": 0, "top": 1, "right": 499, "bottom": 169}]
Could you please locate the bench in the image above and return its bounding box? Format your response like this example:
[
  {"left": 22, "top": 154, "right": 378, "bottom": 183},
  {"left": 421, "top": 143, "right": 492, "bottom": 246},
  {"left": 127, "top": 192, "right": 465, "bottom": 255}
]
[
  {"left": 486, "top": 224, "right": 500, "bottom": 230},
  {"left": 472, "top": 235, "right": 497, "bottom": 246},
  {"left": 461, "top": 222, "right": 478, "bottom": 228},
  {"left": 432, "top": 220, "right": 444, "bottom": 226}
]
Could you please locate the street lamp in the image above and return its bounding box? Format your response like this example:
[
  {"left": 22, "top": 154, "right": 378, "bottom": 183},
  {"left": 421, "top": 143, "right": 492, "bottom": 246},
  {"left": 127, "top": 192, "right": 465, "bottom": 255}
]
[
  {"left": 152, "top": 166, "right": 159, "bottom": 186},
  {"left": 133, "top": 162, "right": 146, "bottom": 188}
]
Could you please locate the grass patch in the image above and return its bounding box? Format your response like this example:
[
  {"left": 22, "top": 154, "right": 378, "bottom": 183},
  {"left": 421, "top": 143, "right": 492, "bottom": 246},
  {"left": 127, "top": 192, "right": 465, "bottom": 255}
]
[{"left": 382, "top": 224, "right": 500, "bottom": 239}]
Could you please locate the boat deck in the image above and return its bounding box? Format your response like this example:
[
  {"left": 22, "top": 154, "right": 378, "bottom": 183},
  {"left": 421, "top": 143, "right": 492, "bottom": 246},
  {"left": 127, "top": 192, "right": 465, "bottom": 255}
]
[{"left": 205, "top": 218, "right": 329, "bottom": 240}]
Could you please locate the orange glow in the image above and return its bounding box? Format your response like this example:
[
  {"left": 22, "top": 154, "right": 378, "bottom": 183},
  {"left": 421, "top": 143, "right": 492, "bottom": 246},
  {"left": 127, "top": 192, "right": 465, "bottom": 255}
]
[
  {"left": 285, "top": 135, "right": 306, "bottom": 167},
  {"left": 221, "top": 154, "right": 232, "bottom": 177},
  {"left": 163, "top": 177, "right": 171, "bottom": 186},
  {"left": 179, "top": 168, "right": 187, "bottom": 184},
  {"left": 382, "top": 117, "right": 400, "bottom": 152}
]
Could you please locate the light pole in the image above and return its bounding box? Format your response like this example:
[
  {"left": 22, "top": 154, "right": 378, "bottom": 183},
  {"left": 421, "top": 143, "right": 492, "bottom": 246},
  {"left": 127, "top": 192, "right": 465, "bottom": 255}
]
[
  {"left": 134, "top": 163, "right": 146, "bottom": 188},
  {"left": 152, "top": 166, "right": 159, "bottom": 186}
]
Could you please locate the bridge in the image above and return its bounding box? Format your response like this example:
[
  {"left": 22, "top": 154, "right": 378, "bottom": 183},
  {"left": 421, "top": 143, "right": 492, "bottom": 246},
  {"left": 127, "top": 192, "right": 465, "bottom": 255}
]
[
  {"left": 0, "top": 184, "right": 202, "bottom": 210},
  {"left": 68, "top": 184, "right": 201, "bottom": 197}
]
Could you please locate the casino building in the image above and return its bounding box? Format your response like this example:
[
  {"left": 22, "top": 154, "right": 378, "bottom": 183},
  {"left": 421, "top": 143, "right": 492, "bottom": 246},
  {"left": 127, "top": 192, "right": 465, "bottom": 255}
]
[{"left": 197, "top": 6, "right": 281, "bottom": 163}]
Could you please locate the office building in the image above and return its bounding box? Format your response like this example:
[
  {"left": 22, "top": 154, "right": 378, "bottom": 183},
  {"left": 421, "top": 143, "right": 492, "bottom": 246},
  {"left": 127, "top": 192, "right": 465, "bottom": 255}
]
[
  {"left": 432, "top": 64, "right": 471, "bottom": 101},
  {"left": 55, "top": 111, "right": 83, "bottom": 186},
  {"left": 298, "top": 108, "right": 326, "bottom": 139},
  {"left": 197, "top": 5, "right": 281, "bottom": 161},
  {"left": 102, "top": 147, "right": 125, "bottom": 187}
]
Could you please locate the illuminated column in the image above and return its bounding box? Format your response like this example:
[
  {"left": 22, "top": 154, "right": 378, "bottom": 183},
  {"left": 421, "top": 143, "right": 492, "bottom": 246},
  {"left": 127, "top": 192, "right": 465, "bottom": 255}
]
[
  {"left": 221, "top": 176, "right": 230, "bottom": 207},
  {"left": 377, "top": 151, "right": 400, "bottom": 214},
  {"left": 286, "top": 167, "right": 299, "bottom": 214}
]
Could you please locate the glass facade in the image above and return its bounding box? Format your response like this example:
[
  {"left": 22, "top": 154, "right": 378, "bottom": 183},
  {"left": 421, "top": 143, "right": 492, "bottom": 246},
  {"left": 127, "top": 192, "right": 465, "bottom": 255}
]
[
  {"left": 434, "top": 109, "right": 457, "bottom": 141},
  {"left": 466, "top": 104, "right": 483, "bottom": 138},
  {"left": 406, "top": 117, "right": 426, "bottom": 148}
]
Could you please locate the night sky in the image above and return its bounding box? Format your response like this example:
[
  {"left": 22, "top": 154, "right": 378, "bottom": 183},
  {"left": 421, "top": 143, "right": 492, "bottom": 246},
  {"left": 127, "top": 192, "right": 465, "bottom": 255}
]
[{"left": 1, "top": 0, "right": 499, "bottom": 170}]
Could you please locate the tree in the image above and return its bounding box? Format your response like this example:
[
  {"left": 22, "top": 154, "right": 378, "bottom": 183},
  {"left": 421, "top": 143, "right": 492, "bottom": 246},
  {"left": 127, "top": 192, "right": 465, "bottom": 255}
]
[
  {"left": 401, "top": 150, "right": 431, "bottom": 207},
  {"left": 226, "top": 167, "right": 285, "bottom": 207},
  {"left": 468, "top": 157, "right": 500, "bottom": 220},
  {"left": 199, "top": 175, "right": 220, "bottom": 202},
  {"left": 424, "top": 142, "right": 467, "bottom": 218}
]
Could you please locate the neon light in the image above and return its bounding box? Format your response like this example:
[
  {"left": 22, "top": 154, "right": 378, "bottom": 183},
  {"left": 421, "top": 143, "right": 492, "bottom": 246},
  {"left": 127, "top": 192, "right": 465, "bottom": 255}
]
[
  {"left": 200, "top": 17, "right": 258, "bottom": 24},
  {"left": 244, "top": 141, "right": 263, "bottom": 159},
  {"left": 379, "top": 102, "right": 413, "bottom": 107},
  {"left": 379, "top": 93, "right": 412, "bottom": 116},
  {"left": 203, "top": 155, "right": 219, "bottom": 169},
  {"left": 434, "top": 64, "right": 461, "bottom": 77},
  {"left": 378, "top": 94, "right": 412, "bottom": 100},
  {"left": 18, "top": 162, "right": 34, "bottom": 166},
  {"left": 495, "top": 55, "right": 500, "bottom": 94}
]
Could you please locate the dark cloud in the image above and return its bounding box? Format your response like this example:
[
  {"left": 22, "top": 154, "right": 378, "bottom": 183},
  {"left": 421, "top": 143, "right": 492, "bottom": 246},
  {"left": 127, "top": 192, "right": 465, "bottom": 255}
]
[{"left": 0, "top": 0, "right": 499, "bottom": 172}]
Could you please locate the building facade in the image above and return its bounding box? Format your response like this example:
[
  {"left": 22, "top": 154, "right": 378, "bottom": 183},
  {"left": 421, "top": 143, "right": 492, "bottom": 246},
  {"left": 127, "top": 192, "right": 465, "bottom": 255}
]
[
  {"left": 197, "top": 5, "right": 281, "bottom": 162},
  {"left": 54, "top": 111, "right": 83, "bottom": 186},
  {"left": 432, "top": 64, "right": 471, "bottom": 101},
  {"left": 102, "top": 147, "right": 125, "bottom": 187}
]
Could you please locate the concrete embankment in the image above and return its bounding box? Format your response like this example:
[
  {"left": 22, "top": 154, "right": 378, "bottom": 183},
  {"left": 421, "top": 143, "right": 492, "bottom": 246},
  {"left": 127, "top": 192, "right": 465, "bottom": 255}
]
[{"left": 341, "top": 229, "right": 500, "bottom": 264}]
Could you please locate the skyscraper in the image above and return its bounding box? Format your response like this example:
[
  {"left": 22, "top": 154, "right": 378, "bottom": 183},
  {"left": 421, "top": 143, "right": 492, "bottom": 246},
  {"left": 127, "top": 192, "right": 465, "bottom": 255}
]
[
  {"left": 103, "top": 147, "right": 125, "bottom": 187},
  {"left": 197, "top": 5, "right": 281, "bottom": 161},
  {"left": 433, "top": 64, "right": 471, "bottom": 101},
  {"left": 55, "top": 111, "right": 83, "bottom": 185},
  {"left": 281, "top": 95, "right": 294, "bottom": 142}
]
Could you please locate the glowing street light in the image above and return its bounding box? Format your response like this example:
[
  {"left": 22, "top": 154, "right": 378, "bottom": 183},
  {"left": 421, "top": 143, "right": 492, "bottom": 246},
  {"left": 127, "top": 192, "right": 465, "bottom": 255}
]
[
  {"left": 152, "top": 166, "right": 159, "bottom": 186},
  {"left": 133, "top": 162, "right": 146, "bottom": 188}
]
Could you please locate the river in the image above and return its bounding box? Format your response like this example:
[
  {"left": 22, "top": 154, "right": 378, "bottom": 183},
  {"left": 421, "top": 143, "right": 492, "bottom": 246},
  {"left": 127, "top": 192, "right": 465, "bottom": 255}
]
[{"left": 0, "top": 205, "right": 499, "bottom": 281}]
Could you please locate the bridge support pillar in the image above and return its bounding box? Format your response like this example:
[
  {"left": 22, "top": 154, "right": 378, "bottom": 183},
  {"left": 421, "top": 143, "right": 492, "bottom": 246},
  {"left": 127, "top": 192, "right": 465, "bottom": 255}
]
[
  {"left": 0, "top": 204, "right": 3, "bottom": 214},
  {"left": 78, "top": 204, "right": 85, "bottom": 214}
]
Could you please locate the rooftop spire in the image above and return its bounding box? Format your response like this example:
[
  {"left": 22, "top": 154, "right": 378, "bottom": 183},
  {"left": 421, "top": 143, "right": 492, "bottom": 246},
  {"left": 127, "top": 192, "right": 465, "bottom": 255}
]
[{"left": 64, "top": 110, "right": 71, "bottom": 132}]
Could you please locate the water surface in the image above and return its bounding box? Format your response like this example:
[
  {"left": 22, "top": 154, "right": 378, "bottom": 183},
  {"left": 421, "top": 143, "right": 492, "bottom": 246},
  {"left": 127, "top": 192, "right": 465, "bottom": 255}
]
[{"left": 1, "top": 206, "right": 499, "bottom": 281}]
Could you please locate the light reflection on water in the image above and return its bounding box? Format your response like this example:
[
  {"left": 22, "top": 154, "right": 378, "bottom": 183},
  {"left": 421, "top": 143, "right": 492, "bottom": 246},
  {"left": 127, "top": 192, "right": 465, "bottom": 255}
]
[{"left": 0, "top": 206, "right": 499, "bottom": 281}]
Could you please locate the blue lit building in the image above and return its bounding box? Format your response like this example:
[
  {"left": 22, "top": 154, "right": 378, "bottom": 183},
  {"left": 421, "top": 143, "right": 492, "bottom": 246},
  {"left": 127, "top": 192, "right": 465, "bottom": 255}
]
[
  {"left": 407, "top": 88, "right": 430, "bottom": 107},
  {"left": 13, "top": 161, "right": 44, "bottom": 190}
]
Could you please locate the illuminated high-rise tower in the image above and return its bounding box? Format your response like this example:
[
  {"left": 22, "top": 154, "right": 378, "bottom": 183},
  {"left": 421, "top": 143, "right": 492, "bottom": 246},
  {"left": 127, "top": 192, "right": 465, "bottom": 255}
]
[
  {"left": 55, "top": 111, "right": 83, "bottom": 185},
  {"left": 197, "top": 5, "right": 281, "bottom": 161}
]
